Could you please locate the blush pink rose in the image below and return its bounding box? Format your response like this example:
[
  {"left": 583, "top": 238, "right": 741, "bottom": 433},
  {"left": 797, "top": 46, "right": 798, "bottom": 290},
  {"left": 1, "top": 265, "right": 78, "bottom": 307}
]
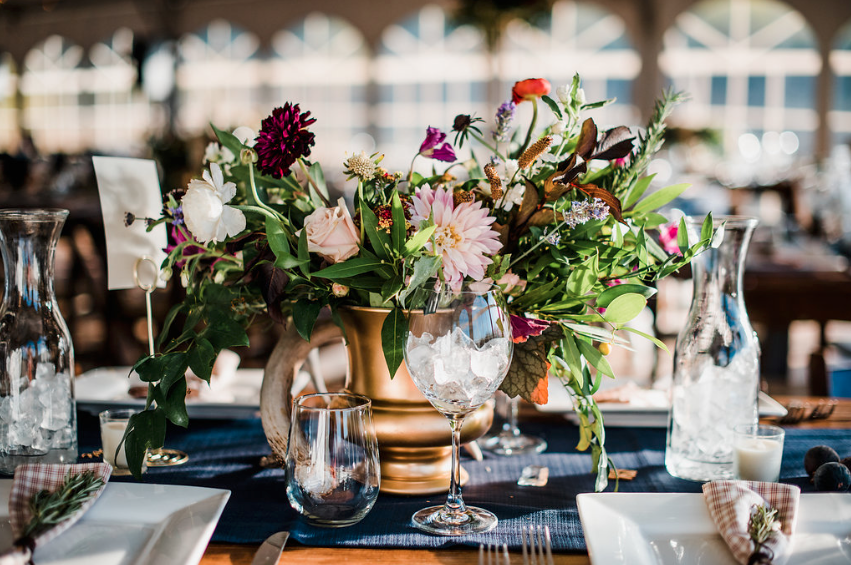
[{"left": 301, "top": 198, "right": 360, "bottom": 264}]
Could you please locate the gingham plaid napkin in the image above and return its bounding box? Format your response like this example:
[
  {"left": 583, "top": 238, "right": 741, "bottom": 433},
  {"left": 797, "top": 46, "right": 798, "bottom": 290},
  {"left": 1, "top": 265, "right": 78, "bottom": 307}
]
[
  {"left": 702, "top": 480, "right": 800, "bottom": 565},
  {"left": 1, "top": 463, "right": 111, "bottom": 565}
]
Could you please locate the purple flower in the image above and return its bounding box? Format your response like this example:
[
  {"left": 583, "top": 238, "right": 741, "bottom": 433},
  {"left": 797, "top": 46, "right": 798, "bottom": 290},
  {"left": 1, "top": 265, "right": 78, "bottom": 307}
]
[
  {"left": 254, "top": 103, "right": 316, "bottom": 179},
  {"left": 418, "top": 127, "right": 456, "bottom": 162},
  {"left": 492, "top": 100, "right": 516, "bottom": 142}
]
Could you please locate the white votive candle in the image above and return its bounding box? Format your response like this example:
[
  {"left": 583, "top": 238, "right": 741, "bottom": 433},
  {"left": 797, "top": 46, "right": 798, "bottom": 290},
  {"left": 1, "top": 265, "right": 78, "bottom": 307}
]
[
  {"left": 99, "top": 409, "right": 145, "bottom": 476},
  {"left": 733, "top": 425, "right": 785, "bottom": 482}
]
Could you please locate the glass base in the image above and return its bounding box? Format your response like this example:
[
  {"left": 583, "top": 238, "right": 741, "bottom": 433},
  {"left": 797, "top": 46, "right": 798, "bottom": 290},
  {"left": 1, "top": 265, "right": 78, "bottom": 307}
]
[
  {"left": 0, "top": 447, "right": 78, "bottom": 476},
  {"left": 665, "top": 454, "right": 734, "bottom": 482},
  {"left": 481, "top": 431, "right": 547, "bottom": 456},
  {"left": 411, "top": 505, "right": 498, "bottom": 536}
]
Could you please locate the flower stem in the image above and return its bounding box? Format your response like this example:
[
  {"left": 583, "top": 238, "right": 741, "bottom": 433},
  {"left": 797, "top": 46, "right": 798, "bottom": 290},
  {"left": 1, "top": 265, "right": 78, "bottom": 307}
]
[
  {"left": 508, "top": 217, "right": 567, "bottom": 269},
  {"left": 357, "top": 180, "right": 366, "bottom": 243},
  {"left": 407, "top": 154, "right": 420, "bottom": 184},
  {"left": 517, "top": 98, "right": 539, "bottom": 157},
  {"left": 248, "top": 165, "right": 283, "bottom": 220},
  {"left": 469, "top": 131, "right": 506, "bottom": 162},
  {"left": 297, "top": 158, "right": 331, "bottom": 207}
]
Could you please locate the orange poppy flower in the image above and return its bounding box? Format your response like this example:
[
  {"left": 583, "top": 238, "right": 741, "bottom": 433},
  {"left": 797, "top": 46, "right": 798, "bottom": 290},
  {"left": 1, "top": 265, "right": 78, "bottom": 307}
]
[{"left": 511, "top": 78, "right": 551, "bottom": 104}]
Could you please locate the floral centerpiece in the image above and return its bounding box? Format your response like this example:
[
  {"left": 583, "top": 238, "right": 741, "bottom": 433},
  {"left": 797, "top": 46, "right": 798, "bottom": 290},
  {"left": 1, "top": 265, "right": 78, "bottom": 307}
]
[{"left": 127, "top": 75, "right": 714, "bottom": 487}]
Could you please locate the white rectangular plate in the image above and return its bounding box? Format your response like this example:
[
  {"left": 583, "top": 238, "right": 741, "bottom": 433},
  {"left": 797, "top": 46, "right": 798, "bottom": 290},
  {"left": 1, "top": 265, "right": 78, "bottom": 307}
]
[
  {"left": 75, "top": 367, "right": 264, "bottom": 419},
  {"left": 577, "top": 492, "right": 851, "bottom": 565},
  {"left": 537, "top": 379, "right": 787, "bottom": 427},
  {"left": 0, "top": 480, "right": 230, "bottom": 565}
]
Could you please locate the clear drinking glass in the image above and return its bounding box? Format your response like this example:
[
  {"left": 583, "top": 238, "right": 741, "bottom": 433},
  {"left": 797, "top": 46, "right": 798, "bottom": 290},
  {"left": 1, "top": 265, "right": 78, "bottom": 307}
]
[
  {"left": 285, "top": 392, "right": 380, "bottom": 527},
  {"left": 481, "top": 393, "right": 547, "bottom": 456},
  {"left": 404, "top": 282, "right": 513, "bottom": 535}
]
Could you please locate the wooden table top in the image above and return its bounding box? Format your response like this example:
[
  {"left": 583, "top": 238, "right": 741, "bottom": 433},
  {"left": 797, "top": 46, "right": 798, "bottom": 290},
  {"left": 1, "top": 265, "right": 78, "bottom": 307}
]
[{"left": 198, "top": 396, "right": 850, "bottom": 565}]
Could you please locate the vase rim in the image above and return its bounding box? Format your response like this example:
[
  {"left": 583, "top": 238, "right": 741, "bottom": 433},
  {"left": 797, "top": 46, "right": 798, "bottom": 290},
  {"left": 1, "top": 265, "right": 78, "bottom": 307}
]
[
  {"left": 340, "top": 305, "right": 393, "bottom": 313},
  {"left": 0, "top": 209, "right": 70, "bottom": 221}
]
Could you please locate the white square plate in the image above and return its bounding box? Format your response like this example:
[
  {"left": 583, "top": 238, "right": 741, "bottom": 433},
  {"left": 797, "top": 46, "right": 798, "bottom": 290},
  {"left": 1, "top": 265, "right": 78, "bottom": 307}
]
[
  {"left": 537, "top": 378, "right": 787, "bottom": 427},
  {"left": 0, "top": 480, "right": 230, "bottom": 565},
  {"left": 577, "top": 492, "right": 851, "bottom": 564}
]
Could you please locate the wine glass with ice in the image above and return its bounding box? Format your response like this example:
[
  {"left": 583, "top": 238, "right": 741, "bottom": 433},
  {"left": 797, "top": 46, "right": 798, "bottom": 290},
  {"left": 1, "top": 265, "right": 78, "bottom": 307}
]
[{"left": 404, "top": 282, "right": 513, "bottom": 535}]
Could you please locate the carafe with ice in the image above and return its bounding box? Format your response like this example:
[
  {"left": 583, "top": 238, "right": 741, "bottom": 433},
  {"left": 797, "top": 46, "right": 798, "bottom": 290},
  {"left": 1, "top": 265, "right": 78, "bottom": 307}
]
[{"left": 665, "top": 216, "right": 760, "bottom": 482}]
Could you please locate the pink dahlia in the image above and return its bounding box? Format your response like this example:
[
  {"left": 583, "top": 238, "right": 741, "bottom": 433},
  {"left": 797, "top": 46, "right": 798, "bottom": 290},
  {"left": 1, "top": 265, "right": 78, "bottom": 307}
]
[
  {"left": 410, "top": 185, "right": 502, "bottom": 285},
  {"left": 254, "top": 103, "right": 316, "bottom": 179}
]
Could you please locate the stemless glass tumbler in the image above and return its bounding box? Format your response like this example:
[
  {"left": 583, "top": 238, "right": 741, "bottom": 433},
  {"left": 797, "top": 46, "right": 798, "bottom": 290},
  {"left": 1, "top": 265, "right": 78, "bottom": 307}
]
[
  {"left": 285, "top": 392, "right": 380, "bottom": 527},
  {"left": 404, "top": 282, "right": 513, "bottom": 535}
]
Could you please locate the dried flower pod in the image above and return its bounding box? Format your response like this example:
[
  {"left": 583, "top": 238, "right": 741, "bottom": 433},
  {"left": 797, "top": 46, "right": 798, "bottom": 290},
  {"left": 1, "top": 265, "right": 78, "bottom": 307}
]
[
  {"left": 518, "top": 135, "right": 553, "bottom": 169},
  {"left": 483, "top": 163, "right": 503, "bottom": 201},
  {"left": 453, "top": 191, "right": 474, "bottom": 207}
]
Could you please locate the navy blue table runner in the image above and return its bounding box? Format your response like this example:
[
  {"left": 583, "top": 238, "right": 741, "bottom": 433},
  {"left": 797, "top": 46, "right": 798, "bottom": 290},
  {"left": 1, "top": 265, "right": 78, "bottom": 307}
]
[{"left": 77, "top": 412, "right": 851, "bottom": 551}]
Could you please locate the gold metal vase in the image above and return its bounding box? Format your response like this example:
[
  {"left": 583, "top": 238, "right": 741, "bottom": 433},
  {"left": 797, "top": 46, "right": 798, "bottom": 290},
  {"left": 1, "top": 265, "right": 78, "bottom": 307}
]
[{"left": 260, "top": 306, "right": 493, "bottom": 495}]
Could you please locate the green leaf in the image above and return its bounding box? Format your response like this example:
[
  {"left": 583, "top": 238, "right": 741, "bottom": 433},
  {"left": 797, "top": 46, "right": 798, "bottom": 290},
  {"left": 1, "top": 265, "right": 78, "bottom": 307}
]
[
  {"left": 630, "top": 183, "right": 689, "bottom": 215},
  {"left": 560, "top": 334, "right": 583, "bottom": 383},
  {"left": 511, "top": 278, "right": 560, "bottom": 309},
  {"left": 161, "top": 378, "right": 189, "bottom": 428},
  {"left": 274, "top": 253, "right": 307, "bottom": 270},
  {"left": 677, "top": 216, "right": 689, "bottom": 255},
  {"left": 390, "top": 192, "right": 406, "bottom": 254},
  {"left": 265, "top": 216, "right": 291, "bottom": 258},
  {"left": 294, "top": 299, "right": 322, "bottom": 342},
  {"left": 155, "top": 303, "right": 185, "bottom": 350},
  {"left": 576, "top": 339, "right": 614, "bottom": 381},
  {"left": 597, "top": 284, "right": 656, "bottom": 309},
  {"left": 135, "top": 352, "right": 189, "bottom": 397},
  {"left": 403, "top": 225, "right": 436, "bottom": 255},
  {"left": 541, "top": 95, "right": 563, "bottom": 120},
  {"left": 711, "top": 217, "right": 726, "bottom": 248},
  {"left": 380, "top": 278, "right": 404, "bottom": 303},
  {"left": 187, "top": 338, "right": 216, "bottom": 383},
  {"left": 566, "top": 258, "right": 597, "bottom": 296},
  {"left": 398, "top": 255, "right": 441, "bottom": 307},
  {"left": 361, "top": 206, "right": 392, "bottom": 260},
  {"left": 124, "top": 409, "right": 167, "bottom": 480},
  {"left": 381, "top": 308, "right": 407, "bottom": 377},
  {"left": 314, "top": 256, "right": 389, "bottom": 280},
  {"left": 642, "top": 212, "right": 669, "bottom": 229},
  {"left": 308, "top": 162, "right": 330, "bottom": 202},
  {"left": 620, "top": 326, "right": 669, "bottom": 352},
  {"left": 701, "top": 214, "right": 713, "bottom": 243},
  {"left": 602, "top": 294, "right": 647, "bottom": 325},
  {"left": 200, "top": 308, "right": 250, "bottom": 350},
  {"left": 297, "top": 229, "right": 311, "bottom": 279},
  {"left": 211, "top": 124, "right": 246, "bottom": 158},
  {"left": 623, "top": 173, "right": 656, "bottom": 209}
]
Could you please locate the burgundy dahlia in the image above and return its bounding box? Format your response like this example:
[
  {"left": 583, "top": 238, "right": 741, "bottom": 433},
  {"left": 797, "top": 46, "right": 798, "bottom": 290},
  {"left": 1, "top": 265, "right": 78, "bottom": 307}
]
[{"left": 254, "top": 103, "right": 316, "bottom": 179}]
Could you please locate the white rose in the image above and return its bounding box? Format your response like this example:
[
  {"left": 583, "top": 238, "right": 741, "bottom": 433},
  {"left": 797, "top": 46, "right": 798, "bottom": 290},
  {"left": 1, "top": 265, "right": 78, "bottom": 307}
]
[
  {"left": 301, "top": 198, "right": 360, "bottom": 264},
  {"left": 182, "top": 162, "right": 246, "bottom": 244}
]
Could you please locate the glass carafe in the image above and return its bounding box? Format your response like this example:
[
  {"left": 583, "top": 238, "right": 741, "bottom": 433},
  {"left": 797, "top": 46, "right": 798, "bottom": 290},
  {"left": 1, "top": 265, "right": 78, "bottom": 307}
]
[
  {"left": 665, "top": 216, "right": 759, "bottom": 482},
  {"left": 0, "top": 209, "right": 77, "bottom": 473}
]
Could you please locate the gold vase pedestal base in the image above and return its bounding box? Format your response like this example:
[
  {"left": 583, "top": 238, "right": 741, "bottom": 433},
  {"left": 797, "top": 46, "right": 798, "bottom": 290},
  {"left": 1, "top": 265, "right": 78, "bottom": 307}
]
[{"left": 379, "top": 446, "right": 469, "bottom": 495}]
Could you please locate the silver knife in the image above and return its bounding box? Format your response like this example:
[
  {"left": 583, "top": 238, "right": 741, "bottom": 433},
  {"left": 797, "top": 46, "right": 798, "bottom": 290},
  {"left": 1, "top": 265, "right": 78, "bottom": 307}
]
[{"left": 251, "top": 531, "right": 289, "bottom": 565}]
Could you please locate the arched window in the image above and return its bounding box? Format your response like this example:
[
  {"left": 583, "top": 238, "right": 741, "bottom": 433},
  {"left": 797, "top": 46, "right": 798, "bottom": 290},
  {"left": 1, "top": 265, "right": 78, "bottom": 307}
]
[
  {"left": 830, "top": 20, "right": 851, "bottom": 148},
  {"left": 20, "top": 36, "right": 86, "bottom": 152},
  {"left": 376, "top": 5, "right": 489, "bottom": 170},
  {"left": 0, "top": 54, "right": 17, "bottom": 151},
  {"left": 177, "top": 20, "right": 261, "bottom": 136},
  {"left": 269, "top": 13, "right": 370, "bottom": 171},
  {"left": 86, "top": 28, "right": 152, "bottom": 152},
  {"left": 660, "top": 0, "right": 820, "bottom": 155},
  {"left": 500, "top": 0, "right": 640, "bottom": 127}
]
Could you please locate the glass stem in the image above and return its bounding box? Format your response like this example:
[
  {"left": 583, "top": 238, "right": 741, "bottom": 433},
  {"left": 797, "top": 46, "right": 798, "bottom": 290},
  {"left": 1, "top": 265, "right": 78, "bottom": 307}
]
[
  {"left": 508, "top": 395, "right": 521, "bottom": 437},
  {"left": 444, "top": 416, "right": 467, "bottom": 515}
]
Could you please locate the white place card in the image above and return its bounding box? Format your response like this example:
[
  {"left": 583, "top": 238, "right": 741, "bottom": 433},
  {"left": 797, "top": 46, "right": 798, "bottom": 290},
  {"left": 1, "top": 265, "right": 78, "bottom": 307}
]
[{"left": 92, "top": 156, "right": 167, "bottom": 290}]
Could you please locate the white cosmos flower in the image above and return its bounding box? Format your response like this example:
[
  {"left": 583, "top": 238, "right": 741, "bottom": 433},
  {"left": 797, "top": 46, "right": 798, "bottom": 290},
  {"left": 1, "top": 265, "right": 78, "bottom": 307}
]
[
  {"left": 232, "top": 126, "right": 256, "bottom": 147},
  {"left": 182, "top": 163, "right": 246, "bottom": 244}
]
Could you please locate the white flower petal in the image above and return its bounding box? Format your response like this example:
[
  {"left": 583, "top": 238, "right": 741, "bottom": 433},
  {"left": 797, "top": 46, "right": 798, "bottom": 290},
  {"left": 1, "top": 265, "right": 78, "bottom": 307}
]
[
  {"left": 221, "top": 205, "right": 247, "bottom": 238},
  {"left": 209, "top": 162, "right": 224, "bottom": 189},
  {"left": 219, "top": 181, "right": 237, "bottom": 203}
]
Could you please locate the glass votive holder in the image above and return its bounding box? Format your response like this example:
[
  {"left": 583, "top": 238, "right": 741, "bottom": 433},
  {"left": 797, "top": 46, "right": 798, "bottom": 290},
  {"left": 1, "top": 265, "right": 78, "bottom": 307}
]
[
  {"left": 285, "top": 393, "right": 380, "bottom": 527},
  {"left": 733, "top": 424, "right": 785, "bottom": 482},
  {"left": 99, "top": 409, "right": 146, "bottom": 476}
]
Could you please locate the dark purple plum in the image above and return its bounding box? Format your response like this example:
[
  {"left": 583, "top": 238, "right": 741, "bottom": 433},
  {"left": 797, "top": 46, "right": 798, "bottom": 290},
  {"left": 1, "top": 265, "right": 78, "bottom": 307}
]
[
  {"left": 805, "top": 445, "right": 839, "bottom": 477},
  {"left": 814, "top": 462, "right": 851, "bottom": 492}
]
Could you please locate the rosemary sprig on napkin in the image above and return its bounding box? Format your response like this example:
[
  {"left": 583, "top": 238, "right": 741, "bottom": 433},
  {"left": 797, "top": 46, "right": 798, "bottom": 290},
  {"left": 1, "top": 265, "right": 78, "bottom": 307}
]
[
  {"left": 747, "top": 504, "right": 781, "bottom": 565},
  {"left": 20, "top": 471, "right": 105, "bottom": 541}
]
